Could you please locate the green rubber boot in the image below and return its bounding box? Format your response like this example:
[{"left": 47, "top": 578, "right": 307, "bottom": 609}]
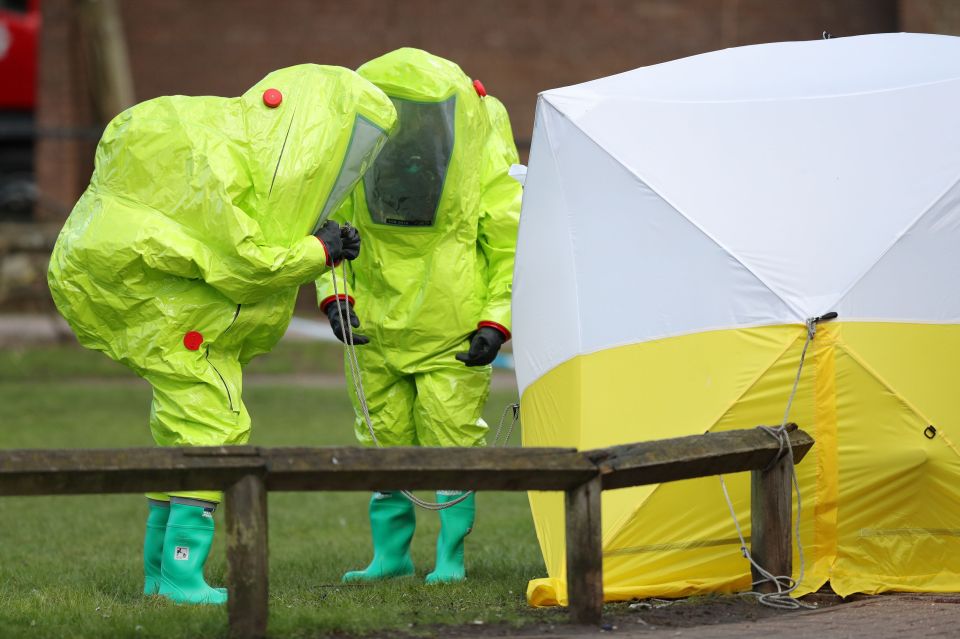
[
  {"left": 157, "top": 501, "right": 228, "bottom": 605},
  {"left": 342, "top": 492, "right": 416, "bottom": 582},
  {"left": 143, "top": 499, "right": 170, "bottom": 595},
  {"left": 426, "top": 492, "right": 475, "bottom": 584}
]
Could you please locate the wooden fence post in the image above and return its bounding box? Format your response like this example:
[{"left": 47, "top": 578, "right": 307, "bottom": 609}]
[
  {"left": 225, "top": 473, "right": 269, "bottom": 639},
  {"left": 565, "top": 475, "right": 603, "bottom": 625},
  {"left": 750, "top": 447, "right": 793, "bottom": 593}
]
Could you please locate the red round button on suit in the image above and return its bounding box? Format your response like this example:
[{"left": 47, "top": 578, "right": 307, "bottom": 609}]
[
  {"left": 262, "top": 88, "right": 283, "bottom": 108},
  {"left": 183, "top": 331, "right": 204, "bottom": 351}
]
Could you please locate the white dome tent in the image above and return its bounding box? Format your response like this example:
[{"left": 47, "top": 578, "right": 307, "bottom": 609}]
[{"left": 513, "top": 33, "right": 960, "bottom": 606}]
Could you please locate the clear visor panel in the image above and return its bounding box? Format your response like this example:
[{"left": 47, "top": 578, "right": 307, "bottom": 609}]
[
  {"left": 364, "top": 96, "right": 456, "bottom": 227},
  {"left": 314, "top": 116, "right": 389, "bottom": 231}
]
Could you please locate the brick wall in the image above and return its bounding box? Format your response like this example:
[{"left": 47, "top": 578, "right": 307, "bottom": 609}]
[
  {"left": 35, "top": 0, "right": 900, "bottom": 220},
  {"left": 899, "top": 0, "right": 960, "bottom": 33},
  {"left": 118, "top": 0, "right": 898, "bottom": 153}
]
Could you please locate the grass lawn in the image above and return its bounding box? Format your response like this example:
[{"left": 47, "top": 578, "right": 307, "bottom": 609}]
[
  {"left": 0, "top": 339, "right": 349, "bottom": 381},
  {"left": 0, "top": 345, "right": 564, "bottom": 638}
]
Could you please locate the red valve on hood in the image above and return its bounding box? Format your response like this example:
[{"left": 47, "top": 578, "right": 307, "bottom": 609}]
[{"left": 262, "top": 88, "right": 283, "bottom": 108}]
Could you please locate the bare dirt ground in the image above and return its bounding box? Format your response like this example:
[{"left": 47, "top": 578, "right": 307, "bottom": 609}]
[
  {"left": 603, "top": 594, "right": 959, "bottom": 639},
  {"left": 418, "top": 593, "right": 960, "bottom": 639}
]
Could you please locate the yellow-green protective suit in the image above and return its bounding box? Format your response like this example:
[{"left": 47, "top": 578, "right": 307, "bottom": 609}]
[
  {"left": 316, "top": 48, "right": 522, "bottom": 448},
  {"left": 48, "top": 65, "right": 397, "bottom": 502}
]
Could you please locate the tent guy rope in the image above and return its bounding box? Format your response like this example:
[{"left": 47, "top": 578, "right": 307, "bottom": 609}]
[{"left": 719, "top": 312, "right": 836, "bottom": 610}]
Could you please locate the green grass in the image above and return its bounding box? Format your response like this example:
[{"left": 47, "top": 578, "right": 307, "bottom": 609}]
[
  {"left": 0, "top": 366, "right": 562, "bottom": 637},
  {"left": 0, "top": 340, "right": 347, "bottom": 382}
]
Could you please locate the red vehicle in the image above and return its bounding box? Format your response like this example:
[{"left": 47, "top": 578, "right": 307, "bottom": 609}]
[
  {"left": 0, "top": 0, "right": 40, "bottom": 219},
  {"left": 0, "top": 0, "right": 38, "bottom": 109}
]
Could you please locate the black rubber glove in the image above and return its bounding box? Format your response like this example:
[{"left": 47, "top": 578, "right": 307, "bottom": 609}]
[
  {"left": 455, "top": 326, "right": 505, "bottom": 367},
  {"left": 340, "top": 223, "right": 361, "bottom": 261},
  {"left": 314, "top": 220, "right": 344, "bottom": 266},
  {"left": 325, "top": 300, "right": 369, "bottom": 345}
]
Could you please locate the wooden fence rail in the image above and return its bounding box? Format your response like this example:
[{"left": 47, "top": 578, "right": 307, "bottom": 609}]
[{"left": 0, "top": 425, "right": 813, "bottom": 639}]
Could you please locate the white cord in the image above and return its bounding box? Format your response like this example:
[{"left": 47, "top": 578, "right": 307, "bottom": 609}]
[
  {"left": 718, "top": 316, "right": 830, "bottom": 610},
  {"left": 331, "top": 260, "right": 519, "bottom": 511}
]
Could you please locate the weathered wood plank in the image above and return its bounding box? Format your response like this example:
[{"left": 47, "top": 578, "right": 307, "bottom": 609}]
[
  {"left": 565, "top": 476, "right": 603, "bottom": 625},
  {"left": 0, "top": 446, "right": 597, "bottom": 494},
  {"left": 226, "top": 474, "right": 269, "bottom": 639},
  {"left": 750, "top": 446, "right": 794, "bottom": 593},
  {"left": 0, "top": 427, "right": 813, "bottom": 496},
  {"left": 586, "top": 426, "right": 814, "bottom": 490},
  {"left": 0, "top": 446, "right": 262, "bottom": 473},
  {"left": 0, "top": 447, "right": 266, "bottom": 496},
  {"left": 263, "top": 446, "right": 597, "bottom": 491}
]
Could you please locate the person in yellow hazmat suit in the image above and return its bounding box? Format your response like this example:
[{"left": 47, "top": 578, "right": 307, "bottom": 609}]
[
  {"left": 47, "top": 65, "right": 397, "bottom": 605},
  {"left": 316, "top": 48, "right": 522, "bottom": 584}
]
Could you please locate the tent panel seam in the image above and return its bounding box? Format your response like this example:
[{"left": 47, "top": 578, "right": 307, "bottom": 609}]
[
  {"left": 832, "top": 170, "right": 960, "bottom": 313},
  {"left": 544, "top": 75, "right": 960, "bottom": 106},
  {"left": 544, "top": 103, "right": 806, "bottom": 321}
]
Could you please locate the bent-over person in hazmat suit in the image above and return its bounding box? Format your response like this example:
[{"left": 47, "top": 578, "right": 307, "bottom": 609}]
[
  {"left": 316, "top": 48, "right": 522, "bottom": 584},
  {"left": 47, "top": 65, "right": 397, "bottom": 605}
]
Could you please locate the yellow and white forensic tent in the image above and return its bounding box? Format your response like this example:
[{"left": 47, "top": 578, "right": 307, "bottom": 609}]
[{"left": 513, "top": 33, "right": 960, "bottom": 606}]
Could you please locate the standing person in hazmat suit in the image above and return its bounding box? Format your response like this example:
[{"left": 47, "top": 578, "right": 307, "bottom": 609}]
[
  {"left": 316, "top": 48, "right": 522, "bottom": 584},
  {"left": 47, "top": 65, "right": 397, "bottom": 605}
]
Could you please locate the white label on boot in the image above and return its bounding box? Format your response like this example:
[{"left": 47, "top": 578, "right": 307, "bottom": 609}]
[{"left": 175, "top": 546, "right": 190, "bottom": 561}]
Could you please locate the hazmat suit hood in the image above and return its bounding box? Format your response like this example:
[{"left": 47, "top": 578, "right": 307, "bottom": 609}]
[
  {"left": 50, "top": 64, "right": 396, "bottom": 371},
  {"left": 357, "top": 48, "right": 488, "bottom": 229},
  {"left": 95, "top": 65, "right": 396, "bottom": 247},
  {"left": 316, "top": 47, "right": 522, "bottom": 389}
]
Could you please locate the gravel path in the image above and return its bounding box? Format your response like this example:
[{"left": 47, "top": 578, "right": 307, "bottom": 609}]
[
  {"left": 514, "top": 595, "right": 960, "bottom": 639},
  {"left": 626, "top": 595, "right": 959, "bottom": 639}
]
